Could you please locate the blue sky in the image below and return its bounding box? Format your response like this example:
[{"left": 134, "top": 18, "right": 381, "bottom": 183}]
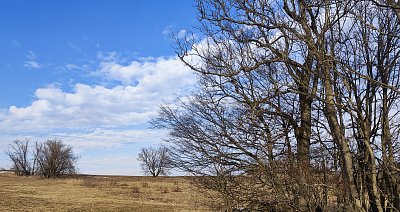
[{"left": 0, "top": 1, "right": 199, "bottom": 175}]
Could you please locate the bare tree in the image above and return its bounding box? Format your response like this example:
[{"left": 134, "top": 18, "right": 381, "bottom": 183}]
[
  {"left": 155, "top": 0, "right": 400, "bottom": 211},
  {"left": 137, "top": 146, "right": 171, "bottom": 177},
  {"left": 35, "top": 139, "right": 78, "bottom": 178},
  {"left": 7, "top": 139, "right": 36, "bottom": 176}
]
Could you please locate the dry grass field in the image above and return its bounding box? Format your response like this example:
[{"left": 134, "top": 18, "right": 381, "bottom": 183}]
[{"left": 0, "top": 172, "right": 212, "bottom": 212}]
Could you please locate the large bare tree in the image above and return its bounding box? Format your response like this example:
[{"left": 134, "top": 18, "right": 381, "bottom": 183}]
[{"left": 156, "top": 0, "right": 400, "bottom": 211}]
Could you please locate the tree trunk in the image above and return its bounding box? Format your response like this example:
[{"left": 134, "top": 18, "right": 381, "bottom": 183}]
[
  {"left": 323, "top": 71, "right": 364, "bottom": 211},
  {"left": 382, "top": 86, "right": 400, "bottom": 211},
  {"left": 297, "top": 89, "right": 312, "bottom": 172},
  {"left": 361, "top": 123, "right": 383, "bottom": 212}
]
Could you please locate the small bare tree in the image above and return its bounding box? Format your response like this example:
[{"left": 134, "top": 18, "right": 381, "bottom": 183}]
[
  {"left": 35, "top": 139, "right": 78, "bottom": 178},
  {"left": 137, "top": 146, "right": 171, "bottom": 177},
  {"left": 7, "top": 139, "right": 36, "bottom": 176}
]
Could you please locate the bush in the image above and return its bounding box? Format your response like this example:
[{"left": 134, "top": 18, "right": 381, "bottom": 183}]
[{"left": 35, "top": 139, "right": 78, "bottom": 178}]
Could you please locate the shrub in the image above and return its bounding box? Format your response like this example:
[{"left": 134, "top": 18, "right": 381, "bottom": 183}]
[{"left": 35, "top": 139, "right": 78, "bottom": 178}]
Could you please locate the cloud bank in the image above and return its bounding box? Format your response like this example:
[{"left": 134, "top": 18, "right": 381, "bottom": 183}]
[{"left": 0, "top": 55, "right": 196, "bottom": 132}]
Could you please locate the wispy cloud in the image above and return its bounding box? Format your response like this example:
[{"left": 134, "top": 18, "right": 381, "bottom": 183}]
[
  {"left": 11, "top": 40, "right": 21, "bottom": 47},
  {"left": 24, "top": 50, "right": 41, "bottom": 69},
  {"left": 63, "top": 63, "right": 90, "bottom": 72},
  {"left": 67, "top": 41, "right": 88, "bottom": 59},
  {"left": 67, "top": 41, "right": 82, "bottom": 51},
  {"left": 162, "top": 25, "right": 174, "bottom": 36}
]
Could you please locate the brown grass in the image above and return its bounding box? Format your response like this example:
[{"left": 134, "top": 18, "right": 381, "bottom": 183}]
[{"left": 0, "top": 172, "right": 209, "bottom": 211}]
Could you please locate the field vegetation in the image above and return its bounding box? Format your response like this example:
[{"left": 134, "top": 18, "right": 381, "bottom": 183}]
[{"left": 0, "top": 172, "right": 211, "bottom": 212}]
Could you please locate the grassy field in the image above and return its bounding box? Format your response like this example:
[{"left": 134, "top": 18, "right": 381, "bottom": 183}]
[{"left": 0, "top": 172, "right": 212, "bottom": 211}]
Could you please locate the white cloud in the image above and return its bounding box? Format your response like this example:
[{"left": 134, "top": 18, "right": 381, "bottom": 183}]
[
  {"left": 0, "top": 55, "right": 197, "bottom": 132},
  {"left": 96, "top": 55, "right": 194, "bottom": 86},
  {"left": 24, "top": 50, "right": 41, "bottom": 69}
]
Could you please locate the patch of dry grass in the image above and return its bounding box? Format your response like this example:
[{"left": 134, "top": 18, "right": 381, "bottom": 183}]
[{"left": 0, "top": 173, "right": 208, "bottom": 211}]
